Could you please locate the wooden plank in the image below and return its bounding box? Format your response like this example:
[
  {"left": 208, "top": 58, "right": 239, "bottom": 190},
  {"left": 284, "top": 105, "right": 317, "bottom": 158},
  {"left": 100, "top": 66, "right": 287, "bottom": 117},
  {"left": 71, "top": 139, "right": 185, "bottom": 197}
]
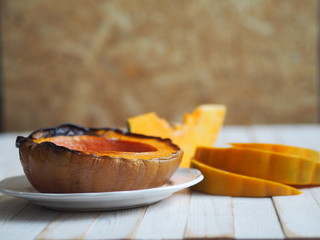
[
  {"left": 226, "top": 126, "right": 285, "bottom": 239},
  {"left": 0, "top": 133, "right": 24, "bottom": 179},
  {"left": 251, "top": 124, "right": 320, "bottom": 150},
  {"left": 0, "top": 195, "right": 29, "bottom": 225},
  {"left": 250, "top": 125, "right": 285, "bottom": 143},
  {"left": 274, "top": 190, "right": 320, "bottom": 238},
  {"left": 0, "top": 204, "right": 57, "bottom": 240},
  {"left": 216, "top": 126, "right": 251, "bottom": 147},
  {"left": 233, "top": 197, "right": 284, "bottom": 239},
  {"left": 184, "top": 192, "right": 234, "bottom": 239},
  {"left": 84, "top": 207, "right": 146, "bottom": 240},
  {"left": 311, "top": 186, "right": 320, "bottom": 205},
  {"left": 36, "top": 212, "right": 100, "bottom": 240},
  {"left": 252, "top": 124, "right": 320, "bottom": 238},
  {"left": 274, "top": 125, "right": 320, "bottom": 238},
  {"left": 135, "top": 189, "right": 191, "bottom": 239},
  {"left": 270, "top": 124, "right": 320, "bottom": 150},
  {"left": 267, "top": 125, "right": 320, "bottom": 149}
]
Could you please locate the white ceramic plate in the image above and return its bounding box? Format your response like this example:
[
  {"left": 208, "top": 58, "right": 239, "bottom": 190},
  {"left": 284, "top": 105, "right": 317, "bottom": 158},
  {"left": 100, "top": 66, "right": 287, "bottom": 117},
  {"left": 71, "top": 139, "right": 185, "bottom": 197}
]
[{"left": 0, "top": 168, "right": 203, "bottom": 211}]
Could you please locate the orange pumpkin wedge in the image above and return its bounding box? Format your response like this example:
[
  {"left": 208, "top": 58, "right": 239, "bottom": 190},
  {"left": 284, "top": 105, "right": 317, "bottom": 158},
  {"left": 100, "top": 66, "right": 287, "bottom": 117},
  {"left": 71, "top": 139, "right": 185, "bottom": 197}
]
[
  {"left": 191, "top": 144, "right": 320, "bottom": 197},
  {"left": 191, "top": 158, "right": 301, "bottom": 197},
  {"left": 127, "top": 104, "right": 226, "bottom": 167}
]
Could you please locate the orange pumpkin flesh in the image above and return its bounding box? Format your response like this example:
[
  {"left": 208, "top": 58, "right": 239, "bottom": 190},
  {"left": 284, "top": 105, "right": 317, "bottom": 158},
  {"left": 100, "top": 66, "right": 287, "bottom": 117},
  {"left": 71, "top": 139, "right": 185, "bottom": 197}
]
[
  {"left": 16, "top": 124, "right": 183, "bottom": 193},
  {"left": 127, "top": 104, "right": 226, "bottom": 167},
  {"left": 35, "top": 136, "right": 158, "bottom": 153}
]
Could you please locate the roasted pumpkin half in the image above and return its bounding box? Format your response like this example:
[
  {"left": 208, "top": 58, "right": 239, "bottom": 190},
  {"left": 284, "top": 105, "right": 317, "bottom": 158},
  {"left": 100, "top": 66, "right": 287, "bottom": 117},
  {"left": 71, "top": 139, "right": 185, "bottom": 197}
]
[{"left": 16, "top": 124, "right": 183, "bottom": 193}]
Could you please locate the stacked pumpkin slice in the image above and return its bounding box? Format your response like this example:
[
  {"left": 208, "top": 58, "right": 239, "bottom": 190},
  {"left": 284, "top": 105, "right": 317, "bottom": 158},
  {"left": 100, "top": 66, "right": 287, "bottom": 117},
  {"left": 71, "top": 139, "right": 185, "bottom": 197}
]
[
  {"left": 128, "top": 104, "right": 320, "bottom": 197},
  {"left": 191, "top": 143, "right": 320, "bottom": 197}
]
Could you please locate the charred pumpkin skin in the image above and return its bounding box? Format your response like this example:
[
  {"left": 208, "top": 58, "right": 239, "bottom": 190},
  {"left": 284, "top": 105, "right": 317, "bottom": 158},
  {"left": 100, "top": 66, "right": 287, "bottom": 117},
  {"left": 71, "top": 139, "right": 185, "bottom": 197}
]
[{"left": 16, "top": 124, "right": 183, "bottom": 193}]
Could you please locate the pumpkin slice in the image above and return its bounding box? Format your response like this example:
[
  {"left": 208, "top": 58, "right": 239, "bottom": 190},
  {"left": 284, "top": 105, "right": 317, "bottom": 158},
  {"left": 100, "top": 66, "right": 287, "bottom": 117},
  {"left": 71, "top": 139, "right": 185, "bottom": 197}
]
[
  {"left": 191, "top": 158, "right": 301, "bottom": 197},
  {"left": 230, "top": 143, "right": 320, "bottom": 163},
  {"left": 191, "top": 144, "right": 320, "bottom": 197},
  {"left": 127, "top": 104, "right": 226, "bottom": 167},
  {"left": 16, "top": 124, "right": 183, "bottom": 193},
  {"left": 191, "top": 147, "right": 310, "bottom": 197}
]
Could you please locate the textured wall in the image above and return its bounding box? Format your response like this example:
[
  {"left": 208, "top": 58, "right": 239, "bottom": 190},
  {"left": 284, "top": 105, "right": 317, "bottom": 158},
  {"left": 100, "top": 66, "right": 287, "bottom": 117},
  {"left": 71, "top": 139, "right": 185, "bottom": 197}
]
[{"left": 1, "top": 0, "right": 319, "bottom": 131}]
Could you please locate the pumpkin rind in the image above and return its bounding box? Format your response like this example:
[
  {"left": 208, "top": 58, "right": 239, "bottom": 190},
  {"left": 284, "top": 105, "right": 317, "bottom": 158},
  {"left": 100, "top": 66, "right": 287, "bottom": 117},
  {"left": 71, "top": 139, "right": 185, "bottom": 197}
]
[{"left": 16, "top": 124, "right": 183, "bottom": 193}]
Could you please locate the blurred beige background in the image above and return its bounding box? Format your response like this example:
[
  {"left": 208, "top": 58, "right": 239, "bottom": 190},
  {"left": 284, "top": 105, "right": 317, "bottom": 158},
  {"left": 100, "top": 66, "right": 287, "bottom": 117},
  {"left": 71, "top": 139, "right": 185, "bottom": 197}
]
[{"left": 1, "top": 0, "right": 319, "bottom": 132}]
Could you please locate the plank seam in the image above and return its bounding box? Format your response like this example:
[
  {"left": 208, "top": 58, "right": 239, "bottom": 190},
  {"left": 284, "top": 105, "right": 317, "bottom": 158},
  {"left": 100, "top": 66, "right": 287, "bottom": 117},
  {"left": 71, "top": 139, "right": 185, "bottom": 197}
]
[
  {"left": 76, "top": 212, "right": 102, "bottom": 240},
  {"left": 128, "top": 206, "right": 148, "bottom": 239},
  {"left": 230, "top": 197, "right": 236, "bottom": 238},
  {"left": 9, "top": 201, "right": 31, "bottom": 222},
  {"left": 181, "top": 189, "right": 196, "bottom": 239},
  {"left": 310, "top": 188, "right": 320, "bottom": 207},
  {"left": 35, "top": 213, "right": 61, "bottom": 239},
  {"left": 271, "top": 197, "right": 288, "bottom": 239}
]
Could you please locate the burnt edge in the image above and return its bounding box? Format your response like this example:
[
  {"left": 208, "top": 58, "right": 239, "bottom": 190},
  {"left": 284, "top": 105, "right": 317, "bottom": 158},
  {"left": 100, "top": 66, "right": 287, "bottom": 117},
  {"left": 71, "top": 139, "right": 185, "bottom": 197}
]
[{"left": 15, "top": 123, "right": 182, "bottom": 157}]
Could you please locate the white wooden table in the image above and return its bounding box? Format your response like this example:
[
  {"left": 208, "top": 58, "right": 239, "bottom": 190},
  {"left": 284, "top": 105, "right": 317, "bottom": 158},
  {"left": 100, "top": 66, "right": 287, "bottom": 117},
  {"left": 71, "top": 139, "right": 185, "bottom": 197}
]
[{"left": 1, "top": 124, "right": 320, "bottom": 239}]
